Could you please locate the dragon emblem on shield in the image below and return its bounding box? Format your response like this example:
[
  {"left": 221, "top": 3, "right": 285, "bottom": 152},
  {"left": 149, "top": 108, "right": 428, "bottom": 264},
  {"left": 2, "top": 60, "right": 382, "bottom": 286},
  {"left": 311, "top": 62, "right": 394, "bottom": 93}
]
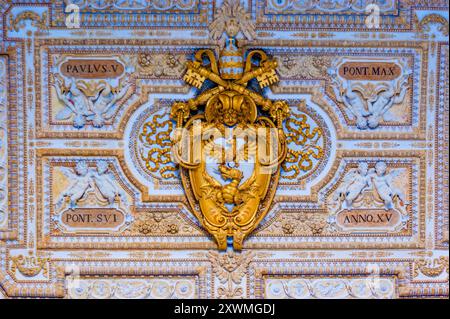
[{"left": 170, "top": 35, "right": 290, "bottom": 250}]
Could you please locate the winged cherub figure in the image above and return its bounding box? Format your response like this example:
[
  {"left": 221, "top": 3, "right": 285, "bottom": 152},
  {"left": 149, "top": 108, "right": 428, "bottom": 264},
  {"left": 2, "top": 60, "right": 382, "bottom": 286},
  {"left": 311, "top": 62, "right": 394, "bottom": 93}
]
[
  {"left": 209, "top": 0, "right": 256, "bottom": 42},
  {"left": 328, "top": 70, "right": 370, "bottom": 129},
  {"left": 53, "top": 76, "right": 94, "bottom": 128},
  {"left": 366, "top": 71, "right": 411, "bottom": 129},
  {"left": 56, "top": 161, "right": 92, "bottom": 210},
  {"left": 333, "top": 162, "right": 372, "bottom": 209},
  {"left": 92, "top": 160, "right": 129, "bottom": 206},
  {"left": 88, "top": 77, "right": 131, "bottom": 128},
  {"left": 56, "top": 161, "right": 129, "bottom": 210},
  {"left": 371, "top": 161, "right": 409, "bottom": 210}
]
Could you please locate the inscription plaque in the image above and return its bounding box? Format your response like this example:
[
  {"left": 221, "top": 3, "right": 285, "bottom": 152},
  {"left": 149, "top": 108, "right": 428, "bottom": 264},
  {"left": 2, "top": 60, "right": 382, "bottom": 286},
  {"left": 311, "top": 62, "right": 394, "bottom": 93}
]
[
  {"left": 61, "top": 208, "right": 125, "bottom": 230},
  {"left": 338, "top": 62, "right": 402, "bottom": 80},
  {"left": 60, "top": 59, "right": 125, "bottom": 79},
  {"left": 336, "top": 209, "right": 401, "bottom": 231}
]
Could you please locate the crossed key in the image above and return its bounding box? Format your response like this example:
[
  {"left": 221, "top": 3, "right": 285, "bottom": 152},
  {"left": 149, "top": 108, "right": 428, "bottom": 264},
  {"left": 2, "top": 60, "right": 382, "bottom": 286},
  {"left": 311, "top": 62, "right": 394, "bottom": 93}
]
[{"left": 183, "top": 68, "right": 206, "bottom": 89}]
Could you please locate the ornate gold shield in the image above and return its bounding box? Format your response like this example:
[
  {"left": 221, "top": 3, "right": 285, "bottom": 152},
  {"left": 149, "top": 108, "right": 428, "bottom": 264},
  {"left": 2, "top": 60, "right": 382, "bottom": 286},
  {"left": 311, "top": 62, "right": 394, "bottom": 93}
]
[{"left": 170, "top": 39, "right": 289, "bottom": 250}]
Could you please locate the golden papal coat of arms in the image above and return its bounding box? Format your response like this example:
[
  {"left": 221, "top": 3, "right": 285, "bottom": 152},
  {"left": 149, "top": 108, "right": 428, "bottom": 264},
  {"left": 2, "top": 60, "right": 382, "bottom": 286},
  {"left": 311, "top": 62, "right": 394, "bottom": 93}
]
[{"left": 170, "top": 33, "right": 289, "bottom": 250}]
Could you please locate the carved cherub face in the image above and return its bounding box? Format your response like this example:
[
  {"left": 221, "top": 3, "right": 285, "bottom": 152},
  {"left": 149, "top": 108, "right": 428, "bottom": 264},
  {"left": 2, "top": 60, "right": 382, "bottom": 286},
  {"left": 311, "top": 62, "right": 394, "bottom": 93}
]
[
  {"left": 375, "top": 161, "right": 387, "bottom": 176},
  {"left": 75, "top": 161, "right": 88, "bottom": 176},
  {"left": 166, "top": 54, "right": 178, "bottom": 68},
  {"left": 358, "top": 162, "right": 369, "bottom": 175},
  {"left": 97, "top": 161, "right": 109, "bottom": 175},
  {"left": 225, "top": 18, "right": 239, "bottom": 38}
]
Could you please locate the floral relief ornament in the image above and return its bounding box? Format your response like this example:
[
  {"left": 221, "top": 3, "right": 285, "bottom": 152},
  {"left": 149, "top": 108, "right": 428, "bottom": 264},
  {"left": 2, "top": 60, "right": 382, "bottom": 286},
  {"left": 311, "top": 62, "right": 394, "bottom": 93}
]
[
  {"left": 8, "top": 10, "right": 48, "bottom": 32},
  {"left": 208, "top": 251, "right": 254, "bottom": 298},
  {"left": 10, "top": 251, "right": 49, "bottom": 278},
  {"left": 127, "top": 212, "right": 197, "bottom": 236},
  {"left": 138, "top": 53, "right": 186, "bottom": 78},
  {"left": 413, "top": 256, "right": 449, "bottom": 278}
]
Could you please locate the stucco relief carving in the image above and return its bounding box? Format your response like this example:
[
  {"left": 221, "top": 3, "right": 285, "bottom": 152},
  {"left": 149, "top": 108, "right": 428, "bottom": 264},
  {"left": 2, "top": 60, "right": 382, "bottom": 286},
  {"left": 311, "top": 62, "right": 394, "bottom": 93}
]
[
  {"left": 328, "top": 58, "right": 412, "bottom": 129},
  {"left": 332, "top": 161, "right": 408, "bottom": 211},
  {"left": 265, "top": 277, "right": 396, "bottom": 299},
  {"left": 51, "top": 56, "right": 134, "bottom": 128},
  {"left": 68, "top": 277, "right": 197, "bottom": 299},
  {"left": 55, "top": 161, "right": 130, "bottom": 210},
  {"left": 0, "top": 0, "right": 447, "bottom": 300},
  {"left": 0, "top": 57, "right": 7, "bottom": 231},
  {"left": 326, "top": 160, "right": 411, "bottom": 234}
]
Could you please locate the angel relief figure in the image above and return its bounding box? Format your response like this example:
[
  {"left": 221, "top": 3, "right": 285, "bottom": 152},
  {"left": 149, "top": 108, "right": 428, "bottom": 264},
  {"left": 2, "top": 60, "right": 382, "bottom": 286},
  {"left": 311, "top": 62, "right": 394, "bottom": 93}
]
[
  {"left": 333, "top": 161, "right": 409, "bottom": 211},
  {"left": 56, "top": 160, "right": 128, "bottom": 211},
  {"left": 329, "top": 71, "right": 370, "bottom": 129},
  {"left": 327, "top": 60, "right": 411, "bottom": 129},
  {"left": 366, "top": 72, "right": 411, "bottom": 129},
  {"left": 89, "top": 77, "right": 131, "bottom": 127},
  {"left": 52, "top": 75, "right": 93, "bottom": 128},
  {"left": 333, "top": 162, "right": 372, "bottom": 209},
  {"left": 371, "top": 161, "right": 409, "bottom": 210},
  {"left": 92, "top": 161, "right": 129, "bottom": 207},
  {"left": 52, "top": 74, "right": 131, "bottom": 128},
  {"left": 208, "top": 0, "right": 256, "bottom": 42},
  {"left": 56, "top": 161, "right": 91, "bottom": 210}
]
